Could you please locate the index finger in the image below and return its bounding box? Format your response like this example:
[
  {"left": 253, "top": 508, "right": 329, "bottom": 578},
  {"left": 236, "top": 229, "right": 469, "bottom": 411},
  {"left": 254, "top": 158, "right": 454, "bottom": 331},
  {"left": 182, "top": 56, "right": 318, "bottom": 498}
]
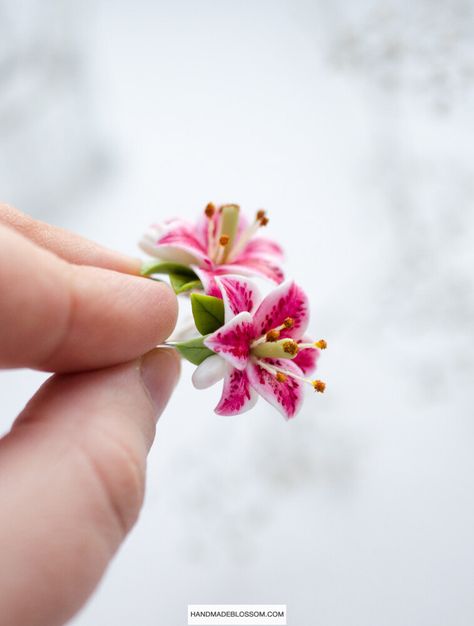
[
  {"left": 0, "top": 223, "right": 178, "bottom": 372},
  {"left": 0, "top": 203, "right": 140, "bottom": 274}
]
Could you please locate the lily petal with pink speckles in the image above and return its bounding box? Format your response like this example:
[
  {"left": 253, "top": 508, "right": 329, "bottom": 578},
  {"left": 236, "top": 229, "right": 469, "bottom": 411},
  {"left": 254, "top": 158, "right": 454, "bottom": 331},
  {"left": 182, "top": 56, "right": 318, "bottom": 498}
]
[
  {"left": 293, "top": 345, "right": 319, "bottom": 375},
  {"left": 196, "top": 263, "right": 281, "bottom": 298},
  {"left": 204, "top": 311, "right": 255, "bottom": 371},
  {"left": 252, "top": 280, "right": 309, "bottom": 341},
  {"left": 215, "top": 365, "right": 258, "bottom": 416},
  {"left": 215, "top": 275, "right": 261, "bottom": 321},
  {"left": 247, "top": 358, "right": 304, "bottom": 419},
  {"left": 192, "top": 267, "right": 222, "bottom": 297}
]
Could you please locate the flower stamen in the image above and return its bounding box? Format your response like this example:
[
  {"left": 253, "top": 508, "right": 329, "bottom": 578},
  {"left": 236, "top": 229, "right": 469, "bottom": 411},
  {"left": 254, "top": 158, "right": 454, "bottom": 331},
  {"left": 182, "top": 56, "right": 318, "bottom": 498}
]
[
  {"left": 298, "top": 338, "right": 328, "bottom": 350},
  {"left": 283, "top": 340, "right": 298, "bottom": 356},
  {"left": 227, "top": 208, "right": 270, "bottom": 262},
  {"left": 204, "top": 202, "right": 216, "bottom": 218},
  {"left": 251, "top": 318, "right": 296, "bottom": 348},
  {"left": 205, "top": 203, "right": 218, "bottom": 259},
  {"left": 215, "top": 234, "right": 231, "bottom": 264},
  {"left": 256, "top": 359, "right": 325, "bottom": 393},
  {"left": 266, "top": 329, "right": 280, "bottom": 342},
  {"left": 312, "top": 380, "right": 326, "bottom": 393}
]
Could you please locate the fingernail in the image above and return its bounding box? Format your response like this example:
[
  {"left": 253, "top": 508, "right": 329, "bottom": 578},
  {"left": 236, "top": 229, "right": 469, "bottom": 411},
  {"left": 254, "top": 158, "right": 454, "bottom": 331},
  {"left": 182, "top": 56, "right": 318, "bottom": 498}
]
[{"left": 140, "top": 348, "right": 180, "bottom": 419}]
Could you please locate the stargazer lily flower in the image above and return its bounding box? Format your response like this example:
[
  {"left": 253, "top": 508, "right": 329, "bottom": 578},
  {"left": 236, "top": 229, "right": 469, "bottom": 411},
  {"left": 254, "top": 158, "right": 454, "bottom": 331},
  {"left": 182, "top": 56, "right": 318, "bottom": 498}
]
[
  {"left": 140, "top": 203, "right": 284, "bottom": 295},
  {"left": 191, "top": 276, "right": 326, "bottom": 418}
]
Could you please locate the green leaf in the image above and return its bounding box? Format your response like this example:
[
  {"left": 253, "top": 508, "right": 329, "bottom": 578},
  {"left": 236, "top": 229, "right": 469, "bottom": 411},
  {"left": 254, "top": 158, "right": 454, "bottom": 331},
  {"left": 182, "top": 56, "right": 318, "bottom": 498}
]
[
  {"left": 141, "top": 261, "right": 202, "bottom": 294},
  {"left": 173, "top": 336, "right": 214, "bottom": 365},
  {"left": 169, "top": 274, "right": 203, "bottom": 295},
  {"left": 175, "top": 279, "right": 203, "bottom": 294},
  {"left": 168, "top": 272, "right": 191, "bottom": 292},
  {"left": 191, "top": 293, "right": 225, "bottom": 335},
  {"left": 140, "top": 260, "right": 197, "bottom": 278}
]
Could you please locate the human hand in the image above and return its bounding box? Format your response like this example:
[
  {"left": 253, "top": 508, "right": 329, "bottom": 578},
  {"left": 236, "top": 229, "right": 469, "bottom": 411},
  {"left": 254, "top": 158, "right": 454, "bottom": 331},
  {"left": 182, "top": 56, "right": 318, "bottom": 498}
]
[{"left": 0, "top": 205, "right": 179, "bottom": 626}]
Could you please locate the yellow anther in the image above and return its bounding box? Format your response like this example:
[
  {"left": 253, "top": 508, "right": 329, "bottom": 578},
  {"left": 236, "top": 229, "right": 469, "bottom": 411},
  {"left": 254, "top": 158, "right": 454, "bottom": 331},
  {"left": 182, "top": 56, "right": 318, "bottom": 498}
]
[
  {"left": 315, "top": 339, "right": 327, "bottom": 350},
  {"left": 283, "top": 317, "right": 294, "bottom": 329},
  {"left": 266, "top": 329, "right": 280, "bottom": 342},
  {"left": 312, "top": 380, "right": 326, "bottom": 393},
  {"left": 252, "top": 338, "right": 298, "bottom": 360},
  {"left": 204, "top": 202, "right": 215, "bottom": 218},
  {"left": 283, "top": 340, "right": 298, "bottom": 356},
  {"left": 276, "top": 372, "right": 287, "bottom": 383},
  {"left": 219, "top": 234, "right": 230, "bottom": 246}
]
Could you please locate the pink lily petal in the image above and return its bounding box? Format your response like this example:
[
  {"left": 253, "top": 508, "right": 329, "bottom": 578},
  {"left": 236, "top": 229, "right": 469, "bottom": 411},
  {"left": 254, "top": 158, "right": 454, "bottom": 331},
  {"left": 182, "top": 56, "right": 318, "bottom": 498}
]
[
  {"left": 195, "top": 212, "right": 220, "bottom": 250},
  {"left": 141, "top": 210, "right": 285, "bottom": 287},
  {"left": 252, "top": 280, "right": 309, "bottom": 340},
  {"left": 204, "top": 311, "right": 255, "bottom": 371},
  {"left": 156, "top": 225, "right": 210, "bottom": 266},
  {"left": 293, "top": 346, "right": 319, "bottom": 376},
  {"left": 239, "top": 236, "right": 284, "bottom": 261},
  {"left": 192, "top": 354, "right": 227, "bottom": 389},
  {"left": 226, "top": 257, "right": 284, "bottom": 284},
  {"left": 247, "top": 358, "right": 304, "bottom": 419},
  {"left": 139, "top": 219, "right": 189, "bottom": 258},
  {"left": 215, "top": 275, "right": 261, "bottom": 321},
  {"left": 192, "top": 267, "right": 222, "bottom": 297},
  {"left": 215, "top": 365, "right": 258, "bottom": 416}
]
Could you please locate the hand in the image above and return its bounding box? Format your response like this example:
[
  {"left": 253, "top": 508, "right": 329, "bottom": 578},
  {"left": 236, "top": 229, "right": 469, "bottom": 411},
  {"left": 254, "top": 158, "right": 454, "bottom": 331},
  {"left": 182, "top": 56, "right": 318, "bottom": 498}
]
[{"left": 0, "top": 205, "right": 179, "bottom": 626}]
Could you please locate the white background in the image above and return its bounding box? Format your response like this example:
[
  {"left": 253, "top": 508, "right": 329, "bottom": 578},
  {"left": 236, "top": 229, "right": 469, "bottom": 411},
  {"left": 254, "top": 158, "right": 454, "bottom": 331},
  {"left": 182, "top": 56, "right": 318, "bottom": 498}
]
[{"left": 1, "top": 1, "right": 473, "bottom": 625}]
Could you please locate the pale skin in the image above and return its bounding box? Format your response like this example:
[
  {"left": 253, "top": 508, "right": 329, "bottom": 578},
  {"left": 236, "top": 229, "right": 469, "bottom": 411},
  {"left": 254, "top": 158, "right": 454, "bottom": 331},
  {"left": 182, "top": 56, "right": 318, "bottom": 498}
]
[{"left": 0, "top": 204, "right": 180, "bottom": 626}]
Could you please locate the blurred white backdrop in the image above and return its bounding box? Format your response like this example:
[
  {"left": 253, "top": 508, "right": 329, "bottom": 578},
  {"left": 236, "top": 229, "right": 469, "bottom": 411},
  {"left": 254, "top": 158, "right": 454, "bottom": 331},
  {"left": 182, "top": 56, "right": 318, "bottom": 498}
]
[{"left": 1, "top": 1, "right": 474, "bottom": 625}]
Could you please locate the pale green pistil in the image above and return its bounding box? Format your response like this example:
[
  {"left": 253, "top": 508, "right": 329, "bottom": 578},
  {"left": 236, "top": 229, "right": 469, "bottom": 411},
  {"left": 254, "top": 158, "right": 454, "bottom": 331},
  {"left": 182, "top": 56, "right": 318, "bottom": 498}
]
[
  {"left": 218, "top": 204, "right": 240, "bottom": 262},
  {"left": 251, "top": 338, "right": 299, "bottom": 360},
  {"left": 205, "top": 203, "right": 269, "bottom": 264}
]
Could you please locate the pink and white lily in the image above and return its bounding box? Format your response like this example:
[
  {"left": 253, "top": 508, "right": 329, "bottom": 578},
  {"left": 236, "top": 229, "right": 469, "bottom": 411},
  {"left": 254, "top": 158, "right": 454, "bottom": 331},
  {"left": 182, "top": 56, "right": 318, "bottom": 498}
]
[
  {"left": 192, "top": 276, "right": 326, "bottom": 418},
  {"left": 140, "top": 203, "right": 284, "bottom": 295}
]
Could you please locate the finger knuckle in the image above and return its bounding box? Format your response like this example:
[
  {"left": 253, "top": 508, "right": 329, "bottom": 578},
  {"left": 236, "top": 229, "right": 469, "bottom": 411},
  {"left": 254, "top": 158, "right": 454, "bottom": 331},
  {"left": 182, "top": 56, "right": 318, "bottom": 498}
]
[{"left": 80, "top": 427, "right": 146, "bottom": 536}]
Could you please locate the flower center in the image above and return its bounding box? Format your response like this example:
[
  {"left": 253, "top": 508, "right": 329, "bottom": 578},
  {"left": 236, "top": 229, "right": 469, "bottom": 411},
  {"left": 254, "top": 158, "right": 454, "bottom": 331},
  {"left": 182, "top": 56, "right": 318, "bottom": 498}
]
[
  {"left": 251, "top": 338, "right": 299, "bottom": 360},
  {"left": 250, "top": 317, "right": 295, "bottom": 349},
  {"left": 204, "top": 204, "right": 269, "bottom": 264},
  {"left": 249, "top": 324, "right": 327, "bottom": 392}
]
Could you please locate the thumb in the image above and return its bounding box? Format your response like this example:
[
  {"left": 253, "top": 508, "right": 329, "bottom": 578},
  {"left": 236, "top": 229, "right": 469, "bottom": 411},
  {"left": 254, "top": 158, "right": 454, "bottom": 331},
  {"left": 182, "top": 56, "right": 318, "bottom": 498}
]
[{"left": 0, "top": 348, "right": 180, "bottom": 626}]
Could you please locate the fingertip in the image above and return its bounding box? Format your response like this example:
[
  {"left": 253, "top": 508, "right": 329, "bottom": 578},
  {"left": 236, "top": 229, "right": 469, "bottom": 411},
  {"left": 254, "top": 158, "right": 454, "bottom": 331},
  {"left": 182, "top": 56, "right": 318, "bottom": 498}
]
[
  {"left": 140, "top": 347, "right": 181, "bottom": 420},
  {"left": 113, "top": 254, "right": 142, "bottom": 276},
  {"left": 0, "top": 223, "right": 180, "bottom": 371},
  {"left": 143, "top": 279, "right": 179, "bottom": 343},
  {"left": 51, "top": 269, "right": 180, "bottom": 372}
]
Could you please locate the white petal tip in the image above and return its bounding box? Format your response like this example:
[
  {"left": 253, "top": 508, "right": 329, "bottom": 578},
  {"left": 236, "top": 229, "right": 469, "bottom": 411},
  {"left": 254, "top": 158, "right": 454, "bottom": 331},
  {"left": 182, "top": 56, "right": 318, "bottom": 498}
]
[{"left": 192, "top": 354, "right": 227, "bottom": 389}]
